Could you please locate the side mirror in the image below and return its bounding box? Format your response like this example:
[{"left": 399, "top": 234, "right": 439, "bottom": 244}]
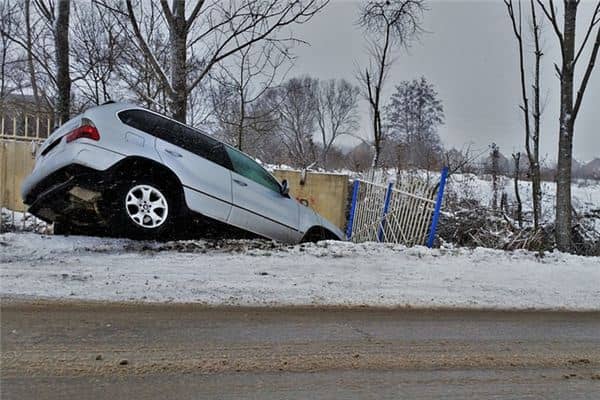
[{"left": 280, "top": 179, "right": 290, "bottom": 196}]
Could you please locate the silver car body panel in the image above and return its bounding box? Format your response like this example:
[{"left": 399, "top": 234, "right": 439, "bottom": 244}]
[{"left": 21, "top": 102, "right": 345, "bottom": 243}]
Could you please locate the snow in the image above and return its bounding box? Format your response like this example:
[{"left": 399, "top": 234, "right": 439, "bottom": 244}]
[
  {"left": 1, "top": 233, "right": 599, "bottom": 310},
  {"left": 445, "top": 174, "right": 600, "bottom": 222},
  {"left": 1, "top": 208, "right": 48, "bottom": 233}
]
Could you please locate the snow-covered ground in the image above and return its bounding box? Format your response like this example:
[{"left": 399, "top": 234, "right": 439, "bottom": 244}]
[
  {"left": 445, "top": 174, "right": 600, "bottom": 222},
  {"left": 269, "top": 165, "right": 600, "bottom": 224},
  {"left": 1, "top": 233, "right": 598, "bottom": 310},
  {"left": 1, "top": 207, "right": 48, "bottom": 233}
]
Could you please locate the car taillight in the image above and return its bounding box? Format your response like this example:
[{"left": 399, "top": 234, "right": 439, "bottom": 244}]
[{"left": 65, "top": 120, "right": 100, "bottom": 143}]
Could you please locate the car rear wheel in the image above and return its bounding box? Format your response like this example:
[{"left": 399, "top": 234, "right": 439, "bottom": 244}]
[
  {"left": 125, "top": 184, "right": 169, "bottom": 229},
  {"left": 110, "top": 179, "right": 177, "bottom": 239},
  {"left": 53, "top": 221, "right": 91, "bottom": 236}
]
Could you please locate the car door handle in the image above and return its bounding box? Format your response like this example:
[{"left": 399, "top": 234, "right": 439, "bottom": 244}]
[
  {"left": 233, "top": 179, "right": 248, "bottom": 187},
  {"left": 164, "top": 149, "right": 182, "bottom": 158}
]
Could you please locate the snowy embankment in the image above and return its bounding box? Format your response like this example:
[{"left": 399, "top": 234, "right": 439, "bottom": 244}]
[
  {"left": 445, "top": 174, "right": 600, "bottom": 222},
  {"left": 1, "top": 233, "right": 599, "bottom": 310}
]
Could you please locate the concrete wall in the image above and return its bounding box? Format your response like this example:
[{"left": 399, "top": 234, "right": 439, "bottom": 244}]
[
  {"left": 273, "top": 170, "right": 349, "bottom": 230},
  {"left": 0, "top": 140, "right": 36, "bottom": 212}
]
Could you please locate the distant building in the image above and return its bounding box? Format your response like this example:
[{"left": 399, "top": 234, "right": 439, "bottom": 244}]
[{"left": 0, "top": 94, "right": 55, "bottom": 140}]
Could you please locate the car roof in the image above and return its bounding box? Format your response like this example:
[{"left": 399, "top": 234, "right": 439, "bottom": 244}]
[{"left": 96, "top": 102, "right": 280, "bottom": 182}]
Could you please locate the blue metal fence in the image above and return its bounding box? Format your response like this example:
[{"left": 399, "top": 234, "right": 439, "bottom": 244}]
[{"left": 347, "top": 168, "right": 448, "bottom": 247}]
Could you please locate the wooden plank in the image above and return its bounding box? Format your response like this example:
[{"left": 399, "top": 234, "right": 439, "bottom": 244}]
[
  {"left": 0, "top": 140, "right": 36, "bottom": 212},
  {"left": 0, "top": 140, "right": 7, "bottom": 208}
]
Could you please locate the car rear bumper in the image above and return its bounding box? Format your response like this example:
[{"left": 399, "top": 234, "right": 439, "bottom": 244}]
[
  {"left": 21, "top": 142, "right": 124, "bottom": 203},
  {"left": 25, "top": 164, "right": 113, "bottom": 224}
]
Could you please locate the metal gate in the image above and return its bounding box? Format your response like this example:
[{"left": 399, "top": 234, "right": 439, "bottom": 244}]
[{"left": 346, "top": 168, "right": 448, "bottom": 247}]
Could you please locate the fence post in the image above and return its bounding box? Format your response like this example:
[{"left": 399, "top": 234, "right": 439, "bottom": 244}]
[
  {"left": 377, "top": 181, "right": 394, "bottom": 242},
  {"left": 427, "top": 167, "right": 449, "bottom": 248},
  {"left": 345, "top": 180, "right": 360, "bottom": 240}
]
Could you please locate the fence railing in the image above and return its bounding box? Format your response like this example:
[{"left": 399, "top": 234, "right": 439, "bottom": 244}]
[
  {"left": 0, "top": 114, "right": 57, "bottom": 142},
  {"left": 0, "top": 207, "right": 49, "bottom": 233},
  {"left": 346, "top": 168, "right": 448, "bottom": 247},
  {"left": 0, "top": 114, "right": 51, "bottom": 232}
]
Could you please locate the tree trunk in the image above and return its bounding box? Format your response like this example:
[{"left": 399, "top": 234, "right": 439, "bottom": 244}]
[
  {"left": 513, "top": 152, "right": 523, "bottom": 228},
  {"left": 237, "top": 92, "right": 245, "bottom": 151},
  {"left": 555, "top": 1, "right": 577, "bottom": 252},
  {"left": 491, "top": 146, "right": 499, "bottom": 210},
  {"left": 55, "top": 0, "right": 71, "bottom": 123},
  {"left": 24, "top": 0, "right": 41, "bottom": 112},
  {"left": 530, "top": 0, "right": 542, "bottom": 230},
  {"left": 170, "top": 0, "right": 188, "bottom": 123},
  {"left": 371, "top": 110, "right": 381, "bottom": 169}
]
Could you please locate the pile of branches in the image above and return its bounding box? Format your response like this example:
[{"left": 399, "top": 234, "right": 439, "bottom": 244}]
[
  {"left": 572, "top": 209, "right": 600, "bottom": 256},
  {"left": 438, "top": 205, "right": 600, "bottom": 256},
  {"left": 438, "top": 206, "right": 551, "bottom": 252}
]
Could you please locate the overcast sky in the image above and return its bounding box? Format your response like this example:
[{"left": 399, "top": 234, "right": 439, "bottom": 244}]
[{"left": 290, "top": 0, "right": 600, "bottom": 163}]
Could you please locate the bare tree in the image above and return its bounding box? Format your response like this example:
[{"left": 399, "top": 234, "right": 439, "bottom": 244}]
[
  {"left": 0, "top": 1, "right": 19, "bottom": 102},
  {"left": 347, "top": 142, "right": 375, "bottom": 172},
  {"left": 443, "top": 144, "right": 487, "bottom": 177},
  {"left": 512, "top": 152, "right": 524, "bottom": 228},
  {"left": 24, "top": 0, "right": 43, "bottom": 110},
  {"left": 505, "top": 0, "right": 544, "bottom": 230},
  {"left": 211, "top": 38, "right": 292, "bottom": 151},
  {"left": 70, "top": 2, "right": 125, "bottom": 109},
  {"left": 269, "top": 76, "right": 319, "bottom": 168},
  {"left": 109, "top": 1, "right": 171, "bottom": 113},
  {"left": 1, "top": 0, "right": 77, "bottom": 119},
  {"left": 490, "top": 143, "right": 501, "bottom": 211},
  {"left": 1, "top": 1, "right": 54, "bottom": 111},
  {"left": 357, "top": 0, "right": 426, "bottom": 168},
  {"left": 101, "top": 0, "right": 328, "bottom": 123},
  {"left": 535, "top": 0, "right": 600, "bottom": 251},
  {"left": 314, "top": 78, "right": 360, "bottom": 167},
  {"left": 54, "top": 0, "right": 71, "bottom": 122}
]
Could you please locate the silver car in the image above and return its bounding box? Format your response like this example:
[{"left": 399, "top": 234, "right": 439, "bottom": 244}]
[{"left": 21, "top": 102, "right": 344, "bottom": 243}]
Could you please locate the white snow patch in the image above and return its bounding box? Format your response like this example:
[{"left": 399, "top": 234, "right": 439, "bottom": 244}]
[
  {"left": 1, "top": 233, "right": 599, "bottom": 310},
  {"left": 445, "top": 174, "right": 600, "bottom": 223},
  {"left": 1, "top": 208, "right": 49, "bottom": 232}
]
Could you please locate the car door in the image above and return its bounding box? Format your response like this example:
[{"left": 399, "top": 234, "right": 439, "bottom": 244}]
[
  {"left": 151, "top": 116, "right": 233, "bottom": 222},
  {"left": 224, "top": 146, "right": 300, "bottom": 242}
]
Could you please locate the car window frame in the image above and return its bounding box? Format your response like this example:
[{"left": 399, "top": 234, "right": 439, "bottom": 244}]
[
  {"left": 224, "top": 145, "right": 282, "bottom": 194},
  {"left": 118, "top": 108, "right": 232, "bottom": 170}
]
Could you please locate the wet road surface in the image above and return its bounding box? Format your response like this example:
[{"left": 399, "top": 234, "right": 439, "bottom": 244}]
[{"left": 1, "top": 301, "right": 599, "bottom": 399}]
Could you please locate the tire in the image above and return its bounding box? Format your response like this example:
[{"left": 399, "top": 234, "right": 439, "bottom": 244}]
[
  {"left": 53, "top": 220, "right": 101, "bottom": 236},
  {"left": 108, "top": 178, "right": 178, "bottom": 240},
  {"left": 53, "top": 221, "right": 77, "bottom": 236},
  {"left": 301, "top": 226, "right": 336, "bottom": 243}
]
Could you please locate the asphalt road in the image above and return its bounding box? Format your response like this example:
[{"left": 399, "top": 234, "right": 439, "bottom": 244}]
[{"left": 1, "top": 301, "right": 600, "bottom": 399}]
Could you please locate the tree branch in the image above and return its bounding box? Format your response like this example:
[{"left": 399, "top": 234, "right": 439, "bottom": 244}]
[
  {"left": 124, "top": 0, "right": 173, "bottom": 95},
  {"left": 573, "top": 22, "right": 600, "bottom": 119}
]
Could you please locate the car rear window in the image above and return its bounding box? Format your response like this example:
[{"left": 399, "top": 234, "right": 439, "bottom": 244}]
[{"left": 119, "top": 109, "right": 231, "bottom": 169}]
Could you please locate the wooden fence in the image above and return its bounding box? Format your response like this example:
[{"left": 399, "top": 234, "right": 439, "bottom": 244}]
[
  {"left": 0, "top": 114, "right": 49, "bottom": 231},
  {"left": 1, "top": 113, "right": 56, "bottom": 141},
  {"left": 0, "top": 140, "right": 38, "bottom": 212}
]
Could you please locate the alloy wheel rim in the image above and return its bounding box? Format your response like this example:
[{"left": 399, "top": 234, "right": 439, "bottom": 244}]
[{"left": 125, "top": 184, "right": 168, "bottom": 229}]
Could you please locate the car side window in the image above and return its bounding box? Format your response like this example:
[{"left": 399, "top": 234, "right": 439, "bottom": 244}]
[
  {"left": 119, "top": 109, "right": 231, "bottom": 169},
  {"left": 118, "top": 109, "right": 161, "bottom": 133},
  {"left": 225, "top": 147, "right": 281, "bottom": 193}
]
